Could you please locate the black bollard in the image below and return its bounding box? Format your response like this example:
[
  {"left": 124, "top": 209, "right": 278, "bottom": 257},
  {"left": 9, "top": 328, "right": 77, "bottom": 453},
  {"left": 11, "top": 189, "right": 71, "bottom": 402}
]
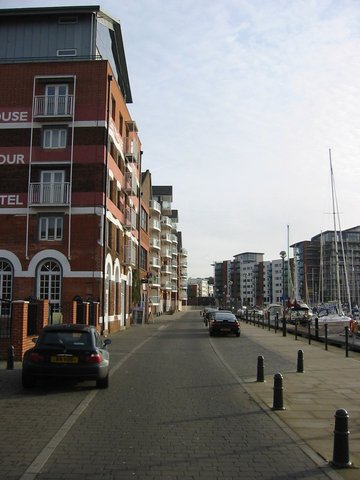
[
  {"left": 282, "top": 316, "right": 286, "bottom": 337},
  {"left": 307, "top": 320, "right": 311, "bottom": 344},
  {"left": 297, "top": 349, "right": 304, "bottom": 373},
  {"left": 294, "top": 320, "right": 298, "bottom": 340},
  {"left": 345, "top": 326, "right": 349, "bottom": 358},
  {"left": 257, "top": 355, "right": 264, "bottom": 382},
  {"left": 6, "top": 345, "right": 14, "bottom": 370},
  {"left": 325, "top": 323, "right": 328, "bottom": 351},
  {"left": 332, "top": 408, "right": 351, "bottom": 468},
  {"left": 272, "top": 373, "right": 285, "bottom": 410},
  {"left": 275, "top": 313, "right": 278, "bottom": 333},
  {"left": 315, "top": 317, "right": 319, "bottom": 341}
]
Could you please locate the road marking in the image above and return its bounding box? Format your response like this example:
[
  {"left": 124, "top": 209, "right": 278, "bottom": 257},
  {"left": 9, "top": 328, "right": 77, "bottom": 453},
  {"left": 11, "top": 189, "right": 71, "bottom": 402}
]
[{"left": 19, "top": 324, "right": 168, "bottom": 480}]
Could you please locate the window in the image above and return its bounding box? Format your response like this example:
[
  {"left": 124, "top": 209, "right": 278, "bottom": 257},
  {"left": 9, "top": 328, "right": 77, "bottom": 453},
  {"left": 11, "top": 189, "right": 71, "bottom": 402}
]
[
  {"left": 39, "top": 216, "right": 63, "bottom": 241},
  {"left": 119, "top": 113, "right": 123, "bottom": 136},
  {"left": 37, "top": 260, "right": 62, "bottom": 311},
  {"left": 45, "top": 84, "right": 69, "bottom": 115},
  {"left": 140, "top": 247, "right": 148, "bottom": 271},
  {"left": 111, "top": 97, "right": 116, "bottom": 121},
  {"left": 43, "top": 128, "right": 67, "bottom": 149},
  {"left": 140, "top": 207, "right": 148, "bottom": 232},
  {"left": 40, "top": 170, "right": 66, "bottom": 204},
  {"left": 57, "top": 49, "right": 77, "bottom": 57},
  {"left": 0, "top": 260, "right": 13, "bottom": 315}
]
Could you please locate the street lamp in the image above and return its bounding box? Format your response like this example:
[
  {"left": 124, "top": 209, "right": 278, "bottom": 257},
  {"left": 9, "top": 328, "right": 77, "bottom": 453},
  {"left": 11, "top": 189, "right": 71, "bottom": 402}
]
[{"left": 279, "top": 251, "right": 286, "bottom": 308}]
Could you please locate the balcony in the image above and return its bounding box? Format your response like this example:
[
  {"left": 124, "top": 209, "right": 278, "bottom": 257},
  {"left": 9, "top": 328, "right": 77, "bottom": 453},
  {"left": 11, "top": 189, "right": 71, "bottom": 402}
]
[
  {"left": 29, "top": 182, "right": 70, "bottom": 206},
  {"left": 124, "top": 172, "right": 137, "bottom": 195},
  {"left": 161, "top": 216, "right": 172, "bottom": 229},
  {"left": 161, "top": 265, "right": 172, "bottom": 275},
  {"left": 124, "top": 137, "right": 140, "bottom": 164},
  {"left": 161, "top": 233, "right": 172, "bottom": 243},
  {"left": 150, "top": 199, "right": 161, "bottom": 214},
  {"left": 150, "top": 219, "right": 161, "bottom": 231},
  {"left": 180, "top": 248, "right": 188, "bottom": 257},
  {"left": 161, "top": 281, "right": 172, "bottom": 291},
  {"left": 34, "top": 95, "right": 74, "bottom": 118},
  {"left": 123, "top": 243, "right": 136, "bottom": 266},
  {"left": 149, "top": 275, "right": 160, "bottom": 287},
  {"left": 124, "top": 206, "right": 137, "bottom": 230},
  {"left": 150, "top": 238, "right": 161, "bottom": 250},
  {"left": 171, "top": 234, "right": 178, "bottom": 245},
  {"left": 150, "top": 256, "right": 161, "bottom": 269},
  {"left": 161, "top": 247, "right": 172, "bottom": 259}
]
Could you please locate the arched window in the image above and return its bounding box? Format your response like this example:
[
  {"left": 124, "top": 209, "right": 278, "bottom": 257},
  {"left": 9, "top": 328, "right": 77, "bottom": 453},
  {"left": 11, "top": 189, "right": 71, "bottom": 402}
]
[
  {"left": 0, "top": 259, "right": 13, "bottom": 315},
  {"left": 37, "top": 259, "right": 62, "bottom": 311}
]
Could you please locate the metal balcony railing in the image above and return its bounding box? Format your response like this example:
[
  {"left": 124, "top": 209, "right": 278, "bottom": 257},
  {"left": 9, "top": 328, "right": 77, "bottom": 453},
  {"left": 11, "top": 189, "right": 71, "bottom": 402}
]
[
  {"left": 34, "top": 95, "right": 74, "bottom": 117},
  {"left": 150, "top": 219, "right": 161, "bottom": 231},
  {"left": 150, "top": 200, "right": 161, "bottom": 213},
  {"left": 29, "top": 182, "right": 70, "bottom": 205}
]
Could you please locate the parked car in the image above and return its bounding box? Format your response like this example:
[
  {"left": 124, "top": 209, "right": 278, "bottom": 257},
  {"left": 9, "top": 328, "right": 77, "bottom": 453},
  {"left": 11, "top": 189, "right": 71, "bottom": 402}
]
[
  {"left": 22, "top": 324, "right": 111, "bottom": 389},
  {"left": 203, "top": 307, "right": 218, "bottom": 326},
  {"left": 208, "top": 311, "right": 240, "bottom": 337}
]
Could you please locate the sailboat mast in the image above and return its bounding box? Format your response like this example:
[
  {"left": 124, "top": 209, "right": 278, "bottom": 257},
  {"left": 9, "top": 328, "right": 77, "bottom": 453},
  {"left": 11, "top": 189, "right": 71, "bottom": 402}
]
[{"left": 329, "top": 149, "right": 342, "bottom": 313}]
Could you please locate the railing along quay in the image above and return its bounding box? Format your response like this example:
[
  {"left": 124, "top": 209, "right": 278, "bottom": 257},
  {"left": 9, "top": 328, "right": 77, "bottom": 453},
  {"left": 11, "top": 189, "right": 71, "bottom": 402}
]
[{"left": 239, "top": 310, "right": 360, "bottom": 355}]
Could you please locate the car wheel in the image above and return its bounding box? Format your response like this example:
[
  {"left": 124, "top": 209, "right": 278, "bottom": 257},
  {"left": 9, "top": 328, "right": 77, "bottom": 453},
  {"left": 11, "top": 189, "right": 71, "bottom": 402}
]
[
  {"left": 236, "top": 332, "right": 240, "bottom": 337},
  {"left": 22, "top": 372, "right": 34, "bottom": 389},
  {"left": 96, "top": 375, "right": 109, "bottom": 389}
]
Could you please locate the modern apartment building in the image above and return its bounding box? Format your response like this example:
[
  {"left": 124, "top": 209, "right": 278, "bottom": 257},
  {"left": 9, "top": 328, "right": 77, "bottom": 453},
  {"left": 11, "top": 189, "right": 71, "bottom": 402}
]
[
  {"left": 0, "top": 5, "right": 146, "bottom": 334},
  {"left": 149, "top": 186, "right": 187, "bottom": 314},
  {"left": 292, "top": 226, "right": 360, "bottom": 308},
  {"left": 213, "top": 253, "right": 288, "bottom": 309}
]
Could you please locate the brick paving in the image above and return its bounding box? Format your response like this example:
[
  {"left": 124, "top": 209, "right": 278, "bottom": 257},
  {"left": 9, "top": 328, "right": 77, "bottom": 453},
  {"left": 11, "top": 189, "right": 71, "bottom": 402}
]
[{"left": 0, "top": 311, "right": 348, "bottom": 479}]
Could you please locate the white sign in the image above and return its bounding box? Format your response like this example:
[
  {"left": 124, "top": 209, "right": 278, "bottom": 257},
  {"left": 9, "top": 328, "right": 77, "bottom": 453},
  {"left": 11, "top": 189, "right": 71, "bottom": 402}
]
[
  {"left": 0, "top": 195, "right": 24, "bottom": 206},
  {"left": 0, "top": 154, "right": 25, "bottom": 165},
  {"left": 0, "top": 111, "right": 28, "bottom": 122}
]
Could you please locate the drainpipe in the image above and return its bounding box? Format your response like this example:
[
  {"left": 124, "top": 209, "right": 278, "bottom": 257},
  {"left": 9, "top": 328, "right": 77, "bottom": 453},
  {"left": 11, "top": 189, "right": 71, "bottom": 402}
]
[{"left": 101, "top": 74, "right": 112, "bottom": 335}]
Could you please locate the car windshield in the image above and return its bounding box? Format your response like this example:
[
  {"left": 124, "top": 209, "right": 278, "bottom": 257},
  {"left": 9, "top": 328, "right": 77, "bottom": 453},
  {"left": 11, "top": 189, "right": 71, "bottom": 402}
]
[{"left": 39, "top": 331, "right": 92, "bottom": 349}]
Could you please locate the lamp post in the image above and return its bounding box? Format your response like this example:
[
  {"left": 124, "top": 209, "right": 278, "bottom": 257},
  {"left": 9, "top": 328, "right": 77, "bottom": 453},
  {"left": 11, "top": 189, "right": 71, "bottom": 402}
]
[{"left": 280, "top": 251, "right": 286, "bottom": 307}]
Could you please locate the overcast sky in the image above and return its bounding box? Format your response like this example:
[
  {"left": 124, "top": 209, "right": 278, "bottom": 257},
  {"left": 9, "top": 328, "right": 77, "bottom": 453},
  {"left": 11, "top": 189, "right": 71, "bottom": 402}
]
[{"left": 3, "top": 0, "right": 360, "bottom": 278}]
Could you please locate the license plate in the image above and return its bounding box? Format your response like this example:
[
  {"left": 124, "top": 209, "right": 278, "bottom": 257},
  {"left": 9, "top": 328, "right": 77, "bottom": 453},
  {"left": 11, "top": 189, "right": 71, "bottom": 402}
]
[
  {"left": 220, "top": 328, "right": 230, "bottom": 332},
  {"left": 51, "top": 355, "right": 78, "bottom": 364}
]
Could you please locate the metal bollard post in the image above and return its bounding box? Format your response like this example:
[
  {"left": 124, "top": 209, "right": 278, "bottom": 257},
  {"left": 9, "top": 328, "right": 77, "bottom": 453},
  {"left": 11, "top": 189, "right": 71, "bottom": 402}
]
[
  {"left": 315, "top": 317, "right": 319, "bottom": 341},
  {"left": 325, "top": 323, "right": 328, "bottom": 351},
  {"left": 345, "top": 326, "right": 349, "bottom": 358},
  {"left": 282, "top": 315, "right": 286, "bottom": 337},
  {"left": 257, "top": 355, "right": 265, "bottom": 382},
  {"left": 6, "top": 345, "right": 15, "bottom": 370},
  {"left": 332, "top": 408, "right": 351, "bottom": 468},
  {"left": 308, "top": 320, "right": 311, "bottom": 345},
  {"left": 268, "top": 315, "right": 270, "bottom": 331},
  {"left": 272, "top": 373, "right": 285, "bottom": 410},
  {"left": 297, "top": 349, "right": 304, "bottom": 373},
  {"left": 275, "top": 313, "right": 278, "bottom": 333},
  {"left": 295, "top": 320, "right": 298, "bottom": 340}
]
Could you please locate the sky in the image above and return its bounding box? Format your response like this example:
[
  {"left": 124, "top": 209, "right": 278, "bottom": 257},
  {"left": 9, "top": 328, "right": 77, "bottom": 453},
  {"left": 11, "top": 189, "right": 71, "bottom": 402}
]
[{"left": 2, "top": 0, "right": 360, "bottom": 278}]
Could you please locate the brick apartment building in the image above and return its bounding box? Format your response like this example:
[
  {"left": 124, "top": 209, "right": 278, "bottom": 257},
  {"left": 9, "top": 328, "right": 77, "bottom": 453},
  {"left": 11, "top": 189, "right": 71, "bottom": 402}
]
[
  {"left": 0, "top": 4, "right": 146, "bottom": 354},
  {"left": 0, "top": 5, "right": 188, "bottom": 359}
]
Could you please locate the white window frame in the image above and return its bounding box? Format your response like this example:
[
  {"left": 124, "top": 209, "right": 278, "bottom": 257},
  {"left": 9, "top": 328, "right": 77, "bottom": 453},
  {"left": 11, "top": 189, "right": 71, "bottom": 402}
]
[
  {"left": 37, "top": 260, "right": 62, "bottom": 311},
  {"left": 39, "top": 216, "right": 63, "bottom": 241},
  {"left": 45, "top": 84, "right": 69, "bottom": 116},
  {"left": 43, "top": 128, "right": 67, "bottom": 149}
]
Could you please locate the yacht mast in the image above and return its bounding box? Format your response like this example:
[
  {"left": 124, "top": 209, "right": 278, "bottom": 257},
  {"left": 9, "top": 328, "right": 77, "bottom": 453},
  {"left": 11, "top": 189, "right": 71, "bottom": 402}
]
[{"left": 329, "top": 149, "right": 342, "bottom": 313}]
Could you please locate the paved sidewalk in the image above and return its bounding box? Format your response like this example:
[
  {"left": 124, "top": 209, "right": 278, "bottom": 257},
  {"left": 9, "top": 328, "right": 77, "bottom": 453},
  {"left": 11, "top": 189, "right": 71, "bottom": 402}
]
[{"left": 240, "top": 321, "right": 360, "bottom": 480}]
